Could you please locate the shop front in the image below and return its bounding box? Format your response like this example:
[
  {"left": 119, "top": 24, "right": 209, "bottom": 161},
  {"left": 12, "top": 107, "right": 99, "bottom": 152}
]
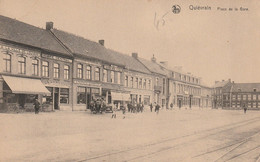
[
  {"left": 73, "top": 79, "right": 101, "bottom": 111},
  {"left": 1, "top": 75, "right": 50, "bottom": 112}
]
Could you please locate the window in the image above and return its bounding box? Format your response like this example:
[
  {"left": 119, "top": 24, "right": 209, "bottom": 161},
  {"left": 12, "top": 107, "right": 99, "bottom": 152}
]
[
  {"left": 53, "top": 63, "right": 60, "bottom": 78},
  {"left": 86, "top": 65, "right": 91, "bottom": 80},
  {"left": 172, "top": 72, "right": 174, "bottom": 78},
  {"left": 111, "top": 71, "right": 115, "bottom": 83},
  {"left": 117, "top": 72, "right": 121, "bottom": 84},
  {"left": 135, "top": 78, "right": 138, "bottom": 88},
  {"left": 163, "top": 78, "right": 166, "bottom": 94},
  {"left": 60, "top": 88, "right": 69, "bottom": 104},
  {"left": 139, "top": 78, "right": 142, "bottom": 88},
  {"left": 130, "top": 77, "right": 134, "bottom": 88},
  {"left": 77, "top": 64, "right": 83, "bottom": 79},
  {"left": 77, "top": 87, "right": 86, "bottom": 104},
  {"left": 148, "top": 80, "right": 151, "bottom": 90},
  {"left": 125, "top": 76, "right": 128, "bottom": 87},
  {"left": 143, "top": 79, "right": 146, "bottom": 89},
  {"left": 156, "top": 78, "right": 159, "bottom": 86},
  {"left": 32, "top": 59, "right": 38, "bottom": 76},
  {"left": 3, "top": 53, "right": 11, "bottom": 72},
  {"left": 42, "top": 61, "right": 49, "bottom": 77},
  {"left": 95, "top": 67, "right": 100, "bottom": 81},
  {"left": 103, "top": 69, "right": 108, "bottom": 82},
  {"left": 254, "top": 88, "right": 257, "bottom": 92},
  {"left": 64, "top": 65, "right": 70, "bottom": 80},
  {"left": 253, "top": 95, "right": 257, "bottom": 100},
  {"left": 18, "top": 56, "right": 26, "bottom": 74}
]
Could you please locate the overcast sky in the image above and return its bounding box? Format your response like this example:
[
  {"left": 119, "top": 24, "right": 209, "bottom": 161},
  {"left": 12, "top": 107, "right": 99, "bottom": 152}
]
[{"left": 0, "top": 0, "right": 259, "bottom": 86}]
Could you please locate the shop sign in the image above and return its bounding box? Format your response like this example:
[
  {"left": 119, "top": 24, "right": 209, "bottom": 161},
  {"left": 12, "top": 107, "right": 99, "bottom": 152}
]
[
  {"left": 0, "top": 44, "right": 40, "bottom": 57},
  {"left": 42, "top": 53, "right": 72, "bottom": 63},
  {"left": 103, "top": 65, "right": 122, "bottom": 72},
  {"left": 42, "top": 79, "right": 70, "bottom": 87},
  {"left": 75, "top": 59, "right": 101, "bottom": 67},
  {"left": 74, "top": 80, "right": 101, "bottom": 87}
]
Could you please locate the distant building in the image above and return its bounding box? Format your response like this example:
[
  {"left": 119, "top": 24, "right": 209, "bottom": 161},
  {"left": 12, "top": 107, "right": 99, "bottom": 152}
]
[{"left": 222, "top": 82, "right": 260, "bottom": 110}]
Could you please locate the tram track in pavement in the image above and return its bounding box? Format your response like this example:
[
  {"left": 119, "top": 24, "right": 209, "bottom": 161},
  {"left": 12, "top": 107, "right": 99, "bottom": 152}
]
[{"left": 78, "top": 116, "right": 260, "bottom": 162}]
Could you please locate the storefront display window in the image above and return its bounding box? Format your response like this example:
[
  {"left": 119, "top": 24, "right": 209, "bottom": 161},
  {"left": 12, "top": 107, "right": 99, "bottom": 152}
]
[
  {"left": 3, "top": 92, "right": 17, "bottom": 103},
  {"left": 25, "top": 94, "right": 37, "bottom": 103},
  {"left": 77, "top": 87, "right": 86, "bottom": 104},
  {"left": 43, "top": 87, "right": 53, "bottom": 104},
  {"left": 60, "top": 88, "right": 69, "bottom": 104}
]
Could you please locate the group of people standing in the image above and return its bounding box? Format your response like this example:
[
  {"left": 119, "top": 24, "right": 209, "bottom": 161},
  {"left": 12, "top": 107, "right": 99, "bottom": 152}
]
[
  {"left": 149, "top": 102, "right": 161, "bottom": 114},
  {"left": 127, "top": 102, "right": 144, "bottom": 113}
]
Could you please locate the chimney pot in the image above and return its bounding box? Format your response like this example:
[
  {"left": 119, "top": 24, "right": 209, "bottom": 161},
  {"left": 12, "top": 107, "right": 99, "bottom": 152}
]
[
  {"left": 99, "top": 40, "right": 105, "bottom": 46},
  {"left": 151, "top": 54, "right": 156, "bottom": 62},
  {"left": 46, "top": 22, "right": 53, "bottom": 30},
  {"left": 132, "top": 53, "right": 138, "bottom": 59}
]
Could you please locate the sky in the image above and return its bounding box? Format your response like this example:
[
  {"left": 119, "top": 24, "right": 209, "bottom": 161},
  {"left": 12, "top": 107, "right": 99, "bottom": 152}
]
[{"left": 0, "top": 0, "right": 260, "bottom": 86}]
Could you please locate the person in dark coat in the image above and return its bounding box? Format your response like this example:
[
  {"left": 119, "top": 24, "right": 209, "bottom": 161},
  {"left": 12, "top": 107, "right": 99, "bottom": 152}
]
[
  {"left": 170, "top": 103, "right": 173, "bottom": 110},
  {"left": 243, "top": 103, "right": 247, "bottom": 114},
  {"left": 150, "top": 103, "right": 153, "bottom": 112},
  {"left": 33, "top": 98, "right": 40, "bottom": 114},
  {"left": 155, "top": 103, "right": 160, "bottom": 114}
]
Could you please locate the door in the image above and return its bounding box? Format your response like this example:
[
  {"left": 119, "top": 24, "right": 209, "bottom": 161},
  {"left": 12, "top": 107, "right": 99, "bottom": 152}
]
[
  {"left": 54, "top": 93, "right": 59, "bottom": 110},
  {"left": 178, "top": 99, "right": 182, "bottom": 108}
]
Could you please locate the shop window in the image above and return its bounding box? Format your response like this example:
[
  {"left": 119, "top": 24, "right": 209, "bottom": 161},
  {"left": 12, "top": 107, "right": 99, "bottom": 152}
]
[
  {"left": 53, "top": 63, "right": 60, "bottom": 79},
  {"left": 18, "top": 56, "right": 26, "bottom": 74},
  {"left": 26, "top": 94, "right": 37, "bottom": 103},
  {"left": 64, "top": 65, "right": 70, "bottom": 80},
  {"left": 32, "top": 59, "right": 38, "bottom": 76},
  {"left": 95, "top": 67, "right": 100, "bottom": 81},
  {"left": 86, "top": 65, "right": 92, "bottom": 80},
  {"left": 42, "top": 61, "right": 49, "bottom": 77},
  {"left": 42, "top": 87, "right": 53, "bottom": 104},
  {"left": 77, "top": 64, "right": 83, "bottom": 79},
  {"left": 3, "top": 53, "right": 11, "bottom": 72},
  {"left": 77, "top": 87, "right": 86, "bottom": 104},
  {"left": 111, "top": 71, "right": 115, "bottom": 83},
  {"left": 3, "top": 92, "right": 17, "bottom": 103},
  {"left": 103, "top": 69, "right": 108, "bottom": 82},
  {"left": 91, "top": 88, "right": 100, "bottom": 94},
  {"left": 60, "top": 88, "right": 69, "bottom": 104}
]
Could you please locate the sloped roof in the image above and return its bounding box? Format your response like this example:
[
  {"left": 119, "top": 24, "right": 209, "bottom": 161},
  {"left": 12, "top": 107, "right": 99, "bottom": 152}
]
[
  {"left": 106, "top": 49, "right": 151, "bottom": 74},
  {"left": 213, "top": 80, "right": 230, "bottom": 88},
  {"left": 52, "top": 29, "right": 151, "bottom": 74},
  {"left": 0, "top": 15, "right": 71, "bottom": 56},
  {"left": 138, "top": 58, "right": 168, "bottom": 76},
  {"left": 232, "top": 83, "right": 260, "bottom": 92}
]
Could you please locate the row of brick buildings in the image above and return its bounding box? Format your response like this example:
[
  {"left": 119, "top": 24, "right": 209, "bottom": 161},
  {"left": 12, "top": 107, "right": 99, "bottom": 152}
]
[
  {"left": 0, "top": 15, "right": 212, "bottom": 112},
  {"left": 212, "top": 79, "right": 260, "bottom": 110}
]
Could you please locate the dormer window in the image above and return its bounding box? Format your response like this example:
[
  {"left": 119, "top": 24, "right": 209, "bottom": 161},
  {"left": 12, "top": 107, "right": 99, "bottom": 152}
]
[
  {"left": 238, "top": 89, "right": 241, "bottom": 92},
  {"left": 253, "top": 88, "right": 257, "bottom": 92}
]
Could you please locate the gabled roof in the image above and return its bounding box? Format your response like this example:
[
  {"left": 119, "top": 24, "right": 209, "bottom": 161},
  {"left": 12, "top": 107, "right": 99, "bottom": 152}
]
[
  {"left": 52, "top": 29, "right": 151, "bottom": 74},
  {"left": 0, "top": 15, "right": 71, "bottom": 56},
  {"left": 232, "top": 83, "right": 260, "bottom": 92},
  {"left": 213, "top": 80, "right": 230, "bottom": 88},
  {"left": 138, "top": 58, "right": 168, "bottom": 76}
]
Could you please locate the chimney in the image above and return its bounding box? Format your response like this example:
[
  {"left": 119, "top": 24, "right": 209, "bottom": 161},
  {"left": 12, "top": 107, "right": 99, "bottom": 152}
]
[
  {"left": 228, "top": 78, "right": 231, "bottom": 82},
  {"left": 160, "top": 61, "right": 168, "bottom": 67},
  {"left": 222, "top": 80, "right": 225, "bottom": 82},
  {"left": 151, "top": 54, "right": 156, "bottom": 62},
  {"left": 99, "top": 40, "right": 105, "bottom": 46},
  {"left": 46, "top": 22, "right": 53, "bottom": 30},
  {"left": 215, "top": 81, "right": 219, "bottom": 84},
  {"left": 132, "top": 53, "right": 138, "bottom": 59}
]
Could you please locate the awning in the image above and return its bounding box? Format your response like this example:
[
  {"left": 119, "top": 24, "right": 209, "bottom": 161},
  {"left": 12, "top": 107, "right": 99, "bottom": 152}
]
[
  {"left": 2, "top": 75, "right": 51, "bottom": 95},
  {"left": 111, "top": 92, "right": 130, "bottom": 101}
]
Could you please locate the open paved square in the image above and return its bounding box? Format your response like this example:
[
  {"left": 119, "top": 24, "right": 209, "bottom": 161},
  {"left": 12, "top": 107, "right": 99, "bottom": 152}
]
[{"left": 0, "top": 108, "right": 260, "bottom": 162}]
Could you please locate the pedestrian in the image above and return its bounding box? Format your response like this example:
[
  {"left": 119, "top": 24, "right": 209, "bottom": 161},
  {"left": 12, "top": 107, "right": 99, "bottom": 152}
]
[
  {"left": 170, "top": 103, "right": 173, "bottom": 110},
  {"left": 150, "top": 103, "right": 153, "bottom": 112},
  {"left": 155, "top": 103, "right": 160, "bottom": 115},
  {"left": 33, "top": 98, "right": 40, "bottom": 114},
  {"left": 243, "top": 103, "right": 247, "bottom": 114},
  {"left": 111, "top": 104, "right": 117, "bottom": 119}
]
